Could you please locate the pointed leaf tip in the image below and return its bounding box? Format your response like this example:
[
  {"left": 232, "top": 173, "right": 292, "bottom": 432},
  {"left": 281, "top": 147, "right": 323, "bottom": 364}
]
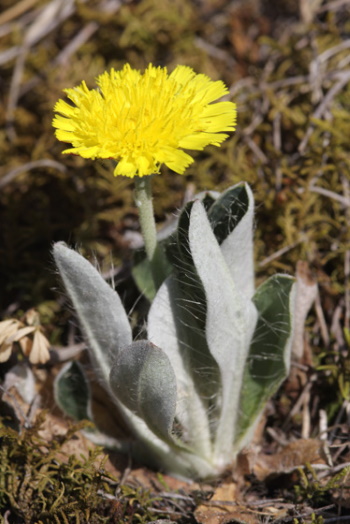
[{"left": 52, "top": 243, "right": 132, "bottom": 386}]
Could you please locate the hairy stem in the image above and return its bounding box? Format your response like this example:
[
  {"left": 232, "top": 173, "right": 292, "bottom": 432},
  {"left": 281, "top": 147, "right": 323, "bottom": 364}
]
[{"left": 134, "top": 175, "right": 168, "bottom": 290}]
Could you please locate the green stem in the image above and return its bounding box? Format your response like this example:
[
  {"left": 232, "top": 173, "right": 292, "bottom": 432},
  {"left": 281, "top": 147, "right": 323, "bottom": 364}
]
[{"left": 134, "top": 175, "right": 168, "bottom": 290}]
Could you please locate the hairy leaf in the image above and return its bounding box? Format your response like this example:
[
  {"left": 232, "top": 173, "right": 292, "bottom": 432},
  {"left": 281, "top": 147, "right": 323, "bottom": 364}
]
[
  {"left": 188, "top": 200, "right": 257, "bottom": 461},
  {"left": 55, "top": 361, "right": 91, "bottom": 421},
  {"left": 148, "top": 275, "right": 212, "bottom": 455},
  {"left": 53, "top": 242, "right": 132, "bottom": 387},
  {"left": 208, "top": 182, "right": 255, "bottom": 299},
  {"left": 236, "top": 274, "right": 296, "bottom": 445},
  {"left": 109, "top": 340, "right": 177, "bottom": 443}
]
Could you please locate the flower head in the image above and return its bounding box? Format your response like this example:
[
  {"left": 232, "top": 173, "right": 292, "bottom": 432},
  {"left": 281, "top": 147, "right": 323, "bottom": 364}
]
[{"left": 53, "top": 64, "right": 236, "bottom": 178}]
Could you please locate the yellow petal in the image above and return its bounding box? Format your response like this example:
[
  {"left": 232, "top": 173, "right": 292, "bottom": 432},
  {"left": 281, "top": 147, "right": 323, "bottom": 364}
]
[
  {"left": 179, "top": 133, "right": 228, "bottom": 150},
  {"left": 53, "top": 64, "right": 236, "bottom": 177},
  {"left": 159, "top": 148, "right": 194, "bottom": 174}
]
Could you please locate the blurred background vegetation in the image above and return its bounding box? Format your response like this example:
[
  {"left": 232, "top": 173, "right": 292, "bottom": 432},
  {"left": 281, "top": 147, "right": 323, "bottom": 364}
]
[
  {"left": 1, "top": 0, "right": 349, "bottom": 321},
  {"left": 1, "top": 0, "right": 350, "bottom": 521}
]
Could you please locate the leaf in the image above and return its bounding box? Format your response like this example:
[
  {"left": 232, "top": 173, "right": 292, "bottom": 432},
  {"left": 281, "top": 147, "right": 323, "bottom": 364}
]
[
  {"left": 54, "top": 361, "right": 126, "bottom": 451},
  {"left": 53, "top": 245, "right": 203, "bottom": 467},
  {"left": 194, "top": 190, "right": 221, "bottom": 212},
  {"left": 236, "top": 274, "right": 296, "bottom": 446},
  {"left": 188, "top": 200, "right": 257, "bottom": 461},
  {"left": 0, "top": 319, "right": 19, "bottom": 362},
  {"left": 165, "top": 201, "right": 221, "bottom": 414},
  {"left": 291, "top": 261, "right": 317, "bottom": 360},
  {"left": 3, "top": 363, "right": 36, "bottom": 404},
  {"left": 148, "top": 274, "right": 212, "bottom": 456},
  {"left": 109, "top": 340, "right": 177, "bottom": 443},
  {"left": 28, "top": 330, "right": 50, "bottom": 364},
  {"left": 11, "top": 326, "right": 36, "bottom": 341},
  {"left": 53, "top": 242, "right": 132, "bottom": 387},
  {"left": 132, "top": 253, "right": 157, "bottom": 302},
  {"left": 208, "top": 182, "right": 250, "bottom": 244},
  {"left": 54, "top": 361, "right": 91, "bottom": 421},
  {"left": 208, "top": 182, "right": 255, "bottom": 299},
  {"left": 132, "top": 246, "right": 173, "bottom": 302},
  {"left": 251, "top": 439, "right": 327, "bottom": 481},
  {"left": 195, "top": 483, "right": 259, "bottom": 524}
]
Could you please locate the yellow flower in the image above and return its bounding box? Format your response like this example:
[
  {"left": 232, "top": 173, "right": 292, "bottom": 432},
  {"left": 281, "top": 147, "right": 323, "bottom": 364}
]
[{"left": 53, "top": 64, "right": 236, "bottom": 178}]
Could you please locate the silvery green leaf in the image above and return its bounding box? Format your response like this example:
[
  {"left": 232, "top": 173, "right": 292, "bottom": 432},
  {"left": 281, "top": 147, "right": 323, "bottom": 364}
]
[
  {"left": 208, "top": 182, "right": 255, "bottom": 299},
  {"left": 132, "top": 253, "right": 157, "bottom": 302},
  {"left": 54, "top": 361, "right": 91, "bottom": 421},
  {"left": 236, "top": 274, "right": 296, "bottom": 446},
  {"left": 132, "top": 246, "right": 173, "bottom": 302},
  {"left": 109, "top": 340, "right": 177, "bottom": 443},
  {"left": 208, "top": 183, "right": 249, "bottom": 243},
  {"left": 3, "top": 363, "right": 36, "bottom": 404},
  {"left": 165, "top": 201, "right": 221, "bottom": 410},
  {"left": 53, "top": 245, "right": 202, "bottom": 467},
  {"left": 148, "top": 274, "right": 212, "bottom": 456},
  {"left": 194, "top": 190, "right": 221, "bottom": 211},
  {"left": 53, "top": 242, "right": 132, "bottom": 387},
  {"left": 54, "top": 360, "right": 127, "bottom": 451},
  {"left": 188, "top": 200, "right": 258, "bottom": 463},
  {"left": 130, "top": 437, "right": 217, "bottom": 480}
]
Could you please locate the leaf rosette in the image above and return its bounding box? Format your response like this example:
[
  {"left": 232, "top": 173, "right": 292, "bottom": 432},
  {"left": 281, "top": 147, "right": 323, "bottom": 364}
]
[{"left": 53, "top": 183, "right": 297, "bottom": 479}]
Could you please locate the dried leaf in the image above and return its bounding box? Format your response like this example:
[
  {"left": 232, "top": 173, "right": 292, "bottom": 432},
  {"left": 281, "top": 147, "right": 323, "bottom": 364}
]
[
  {"left": 0, "top": 344, "right": 13, "bottom": 363},
  {"left": 195, "top": 483, "right": 259, "bottom": 524},
  {"left": 19, "top": 336, "right": 33, "bottom": 357},
  {"left": 11, "top": 326, "right": 36, "bottom": 342},
  {"left": 0, "top": 319, "right": 19, "bottom": 345},
  {"left": 292, "top": 261, "right": 318, "bottom": 360},
  {"left": 0, "top": 320, "right": 20, "bottom": 362},
  {"left": 28, "top": 330, "right": 50, "bottom": 364},
  {"left": 251, "top": 439, "right": 328, "bottom": 481}
]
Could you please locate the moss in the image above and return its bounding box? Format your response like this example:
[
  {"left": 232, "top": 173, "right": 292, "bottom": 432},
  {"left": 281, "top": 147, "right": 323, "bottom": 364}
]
[
  {"left": 1, "top": 1, "right": 350, "bottom": 517},
  {"left": 294, "top": 463, "right": 350, "bottom": 508},
  {"left": 1, "top": 1, "right": 350, "bottom": 310},
  {"left": 0, "top": 414, "right": 171, "bottom": 523}
]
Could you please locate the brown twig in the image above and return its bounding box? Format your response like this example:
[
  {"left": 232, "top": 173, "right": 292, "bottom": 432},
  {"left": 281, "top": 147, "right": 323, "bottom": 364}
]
[
  {"left": 0, "top": 159, "right": 67, "bottom": 189},
  {"left": 299, "top": 71, "right": 350, "bottom": 154},
  {"left": 0, "top": 0, "right": 40, "bottom": 26}
]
